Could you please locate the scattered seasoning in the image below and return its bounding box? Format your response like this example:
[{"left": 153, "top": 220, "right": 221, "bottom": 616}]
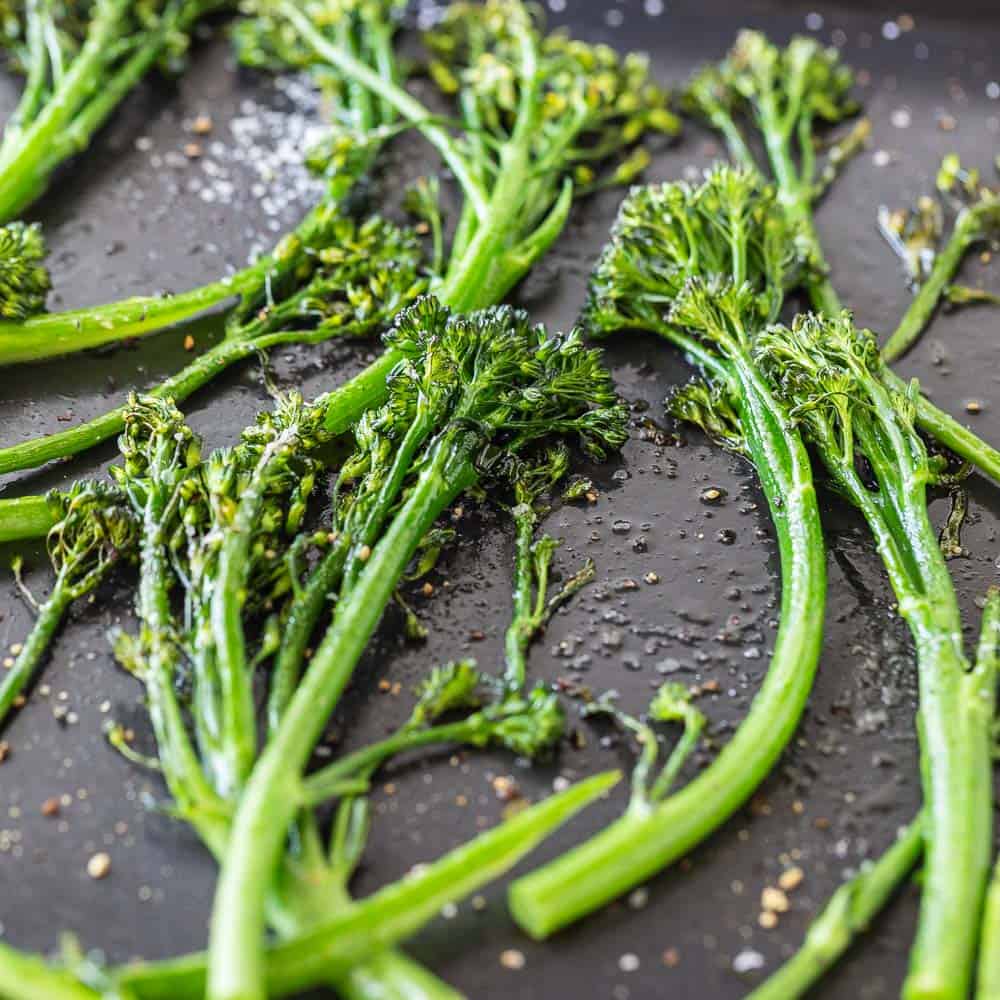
[
  {"left": 618, "top": 953, "right": 640, "bottom": 973},
  {"left": 191, "top": 114, "right": 213, "bottom": 135},
  {"left": 183, "top": 334, "right": 196, "bottom": 351},
  {"left": 358, "top": 545, "right": 372, "bottom": 562},
  {"left": 184, "top": 142, "right": 203, "bottom": 159},
  {"left": 0, "top": 742, "right": 9, "bottom": 763},
  {"left": 699, "top": 487, "right": 725, "bottom": 504},
  {"left": 499, "top": 949, "right": 525, "bottom": 970},
  {"left": 421, "top": 582, "right": 434, "bottom": 597},
  {"left": 758, "top": 910, "right": 778, "bottom": 929},
  {"left": 733, "top": 949, "right": 766, "bottom": 974},
  {"left": 761, "top": 886, "right": 790, "bottom": 913},
  {"left": 643, "top": 572, "right": 660, "bottom": 585},
  {"left": 469, "top": 629, "right": 485, "bottom": 642},
  {"left": 662, "top": 947, "right": 680, "bottom": 968},
  {"left": 86, "top": 852, "right": 112, "bottom": 880},
  {"left": 779, "top": 866, "right": 805, "bottom": 891},
  {"left": 40, "top": 798, "right": 60, "bottom": 818},
  {"left": 966, "top": 400, "right": 983, "bottom": 414},
  {"left": 492, "top": 775, "right": 519, "bottom": 801}
]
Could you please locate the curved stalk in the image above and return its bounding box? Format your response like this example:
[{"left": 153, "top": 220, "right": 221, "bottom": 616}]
[{"left": 509, "top": 353, "right": 827, "bottom": 937}]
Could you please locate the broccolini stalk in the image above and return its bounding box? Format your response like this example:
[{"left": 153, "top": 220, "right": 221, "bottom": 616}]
[
  {"left": 235, "top": 0, "right": 675, "bottom": 439},
  {"left": 0, "top": 207, "right": 425, "bottom": 477},
  {"left": 686, "top": 30, "right": 865, "bottom": 316},
  {"left": 0, "top": 0, "right": 411, "bottom": 369},
  {"left": 110, "top": 395, "right": 233, "bottom": 853},
  {"left": 100, "top": 771, "right": 621, "bottom": 1000},
  {"left": 509, "top": 165, "right": 828, "bottom": 938},
  {"left": 110, "top": 392, "right": 458, "bottom": 1000},
  {"left": 757, "top": 314, "right": 997, "bottom": 1000},
  {"left": 751, "top": 588, "right": 1000, "bottom": 1000},
  {"left": 879, "top": 155, "right": 1000, "bottom": 362},
  {"left": 0, "top": 490, "right": 62, "bottom": 542},
  {"left": 0, "top": 0, "right": 233, "bottom": 222},
  {"left": 0, "top": 772, "right": 618, "bottom": 1000},
  {"left": 0, "top": 480, "right": 136, "bottom": 729},
  {"left": 686, "top": 32, "right": 1000, "bottom": 484},
  {"left": 206, "top": 296, "right": 628, "bottom": 1000},
  {"left": 500, "top": 448, "right": 595, "bottom": 691}
]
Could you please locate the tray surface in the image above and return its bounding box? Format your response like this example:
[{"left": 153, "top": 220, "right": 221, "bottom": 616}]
[{"left": 1, "top": 2, "right": 999, "bottom": 997}]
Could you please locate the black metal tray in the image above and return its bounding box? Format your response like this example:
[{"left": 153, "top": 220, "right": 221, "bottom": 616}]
[{"left": 1, "top": 1, "right": 999, "bottom": 997}]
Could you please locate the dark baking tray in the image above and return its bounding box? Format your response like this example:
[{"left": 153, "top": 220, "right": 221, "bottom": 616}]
[{"left": 1, "top": 1, "right": 999, "bottom": 997}]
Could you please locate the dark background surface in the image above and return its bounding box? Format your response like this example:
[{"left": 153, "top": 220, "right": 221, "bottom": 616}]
[{"left": 1, "top": 1, "right": 999, "bottom": 997}]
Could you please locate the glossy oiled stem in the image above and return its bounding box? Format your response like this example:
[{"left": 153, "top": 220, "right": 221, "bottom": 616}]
[
  {"left": 0, "top": 495, "right": 60, "bottom": 542},
  {"left": 0, "top": 584, "right": 71, "bottom": 728},
  {"left": 0, "top": 329, "right": 317, "bottom": 476},
  {"left": 826, "top": 384, "right": 993, "bottom": 1000},
  {"left": 0, "top": 266, "right": 265, "bottom": 367},
  {"left": 0, "top": 0, "right": 133, "bottom": 222},
  {"left": 211, "top": 427, "right": 305, "bottom": 796},
  {"left": 206, "top": 444, "right": 475, "bottom": 1000},
  {"left": 508, "top": 351, "right": 827, "bottom": 937},
  {"left": 748, "top": 818, "right": 924, "bottom": 1000}
]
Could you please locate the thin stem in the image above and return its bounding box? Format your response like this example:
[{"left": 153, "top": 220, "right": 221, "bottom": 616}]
[
  {"left": 748, "top": 818, "right": 924, "bottom": 1000},
  {"left": 974, "top": 588, "right": 1000, "bottom": 1000},
  {"left": 509, "top": 352, "right": 827, "bottom": 938},
  {"left": 0, "top": 584, "right": 71, "bottom": 728},
  {"left": 279, "top": 2, "right": 488, "bottom": 220},
  {"left": 0, "top": 327, "right": 333, "bottom": 476},
  {"left": 207, "top": 445, "right": 474, "bottom": 1000},
  {"left": 266, "top": 540, "right": 347, "bottom": 735},
  {"left": 119, "top": 772, "right": 619, "bottom": 1000},
  {"left": 302, "top": 719, "right": 477, "bottom": 807},
  {"left": 0, "top": 0, "right": 134, "bottom": 223},
  {"left": 882, "top": 209, "right": 985, "bottom": 362}
]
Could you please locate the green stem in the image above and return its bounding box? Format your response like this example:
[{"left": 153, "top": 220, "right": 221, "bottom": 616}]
[
  {"left": 882, "top": 208, "right": 985, "bottom": 363},
  {"left": 0, "top": 584, "right": 71, "bottom": 727},
  {"left": 508, "top": 352, "right": 826, "bottom": 937},
  {"left": 888, "top": 370, "right": 1000, "bottom": 488},
  {"left": 0, "top": 494, "right": 60, "bottom": 543},
  {"left": 207, "top": 445, "right": 475, "bottom": 1000},
  {"left": 302, "top": 719, "right": 482, "bottom": 807},
  {"left": 0, "top": 941, "right": 100, "bottom": 1000},
  {"left": 210, "top": 427, "right": 306, "bottom": 796},
  {"left": 117, "top": 772, "right": 618, "bottom": 1000},
  {"left": 748, "top": 818, "right": 924, "bottom": 1000},
  {"left": 0, "top": 0, "right": 133, "bottom": 223},
  {"left": 0, "top": 265, "right": 267, "bottom": 367},
  {"left": 0, "top": 328, "right": 324, "bottom": 476},
  {"left": 266, "top": 540, "right": 347, "bottom": 735},
  {"left": 974, "top": 592, "right": 1000, "bottom": 1000},
  {"left": 278, "top": 2, "right": 487, "bottom": 220}
]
